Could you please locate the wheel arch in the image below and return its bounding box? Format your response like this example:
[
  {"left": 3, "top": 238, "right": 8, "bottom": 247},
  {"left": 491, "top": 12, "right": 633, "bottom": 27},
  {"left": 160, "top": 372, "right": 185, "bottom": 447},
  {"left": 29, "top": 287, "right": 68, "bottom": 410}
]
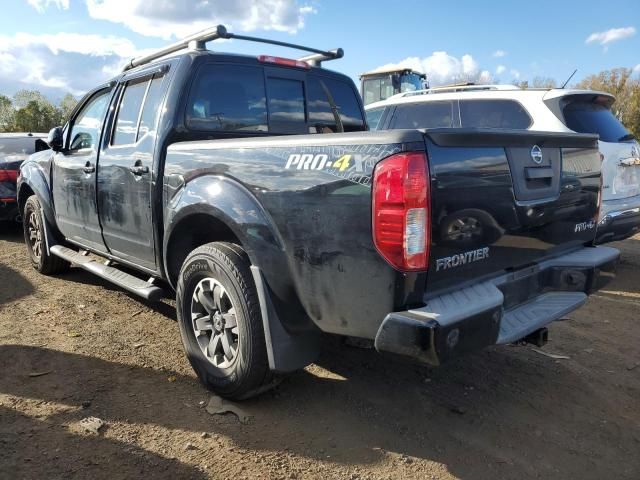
[
  {"left": 163, "top": 175, "right": 286, "bottom": 290},
  {"left": 18, "top": 162, "right": 55, "bottom": 226}
]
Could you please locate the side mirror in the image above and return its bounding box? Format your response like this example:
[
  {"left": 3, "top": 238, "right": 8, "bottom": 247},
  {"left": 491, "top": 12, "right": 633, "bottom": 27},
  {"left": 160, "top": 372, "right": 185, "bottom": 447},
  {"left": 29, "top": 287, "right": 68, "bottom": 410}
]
[{"left": 47, "top": 126, "right": 64, "bottom": 152}]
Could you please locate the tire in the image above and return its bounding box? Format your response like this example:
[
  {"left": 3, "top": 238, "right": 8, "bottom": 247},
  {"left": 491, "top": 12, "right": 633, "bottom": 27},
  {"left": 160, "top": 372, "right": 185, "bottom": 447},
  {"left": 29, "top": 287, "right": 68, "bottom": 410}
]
[
  {"left": 176, "top": 242, "right": 273, "bottom": 400},
  {"left": 23, "top": 195, "right": 69, "bottom": 275}
]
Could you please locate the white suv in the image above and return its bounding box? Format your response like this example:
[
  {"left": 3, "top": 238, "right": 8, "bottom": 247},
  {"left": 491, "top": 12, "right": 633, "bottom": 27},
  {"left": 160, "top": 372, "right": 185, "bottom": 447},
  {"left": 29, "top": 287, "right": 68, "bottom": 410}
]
[{"left": 366, "top": 85, "right": 640, "bottom": 244}]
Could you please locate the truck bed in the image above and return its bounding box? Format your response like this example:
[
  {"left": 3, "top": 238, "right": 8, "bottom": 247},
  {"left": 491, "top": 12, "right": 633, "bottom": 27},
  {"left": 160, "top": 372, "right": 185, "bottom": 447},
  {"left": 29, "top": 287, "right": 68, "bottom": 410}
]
[{"left": 165, "top": 128, "right": 606, "bottom": 344}]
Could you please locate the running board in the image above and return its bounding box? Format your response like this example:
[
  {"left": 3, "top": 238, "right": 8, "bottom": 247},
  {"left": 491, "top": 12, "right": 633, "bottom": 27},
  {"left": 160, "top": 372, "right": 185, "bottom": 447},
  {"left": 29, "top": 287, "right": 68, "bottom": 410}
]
[
  {"left": 50, "top": 245, "right": 164, "bottom": 302},
  {"left": 496, "top": 291, "right": 587, "bottom": 344}
]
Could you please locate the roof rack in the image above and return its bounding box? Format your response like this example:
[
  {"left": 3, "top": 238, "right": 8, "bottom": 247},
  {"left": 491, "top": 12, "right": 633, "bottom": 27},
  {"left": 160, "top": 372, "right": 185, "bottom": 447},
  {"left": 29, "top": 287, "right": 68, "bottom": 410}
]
[
  {"left": 123, "top": 24, "right": 343, "bottom": 71},
  {"left": 396, "top": 83, "right": 519, "bottom": 97}
]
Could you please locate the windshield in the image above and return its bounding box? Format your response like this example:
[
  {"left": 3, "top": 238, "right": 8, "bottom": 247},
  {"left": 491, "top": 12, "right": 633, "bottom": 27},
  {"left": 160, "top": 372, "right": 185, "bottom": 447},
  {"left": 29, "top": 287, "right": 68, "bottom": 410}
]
[
  {"left": 563, "top": 101, "right": 632, "bottom": 143},
  {"left": 399, "top": 73, "right": 423, "bottom": 93}
]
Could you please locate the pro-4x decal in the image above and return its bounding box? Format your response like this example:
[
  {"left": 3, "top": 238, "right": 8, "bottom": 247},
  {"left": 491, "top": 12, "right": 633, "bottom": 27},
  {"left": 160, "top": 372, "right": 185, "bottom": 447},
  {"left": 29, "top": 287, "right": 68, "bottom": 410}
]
[{"left": 269, "top": 144, "right": 403, "bottom": 187}]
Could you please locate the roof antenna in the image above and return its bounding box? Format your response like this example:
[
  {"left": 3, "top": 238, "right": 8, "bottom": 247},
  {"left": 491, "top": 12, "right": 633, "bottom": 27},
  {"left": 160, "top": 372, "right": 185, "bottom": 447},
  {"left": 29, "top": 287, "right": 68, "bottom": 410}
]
[{"left": 561, "top": 69, "right": 578, "bottom": 89}]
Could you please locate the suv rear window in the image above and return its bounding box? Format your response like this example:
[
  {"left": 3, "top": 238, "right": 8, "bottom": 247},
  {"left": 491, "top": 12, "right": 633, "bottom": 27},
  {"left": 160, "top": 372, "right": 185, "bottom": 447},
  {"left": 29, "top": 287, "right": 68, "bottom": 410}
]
[
  {"left": 563, "top": 101, "right": 631, "bottom": 143},
  {"left": 459, "top": 99, "right": 531, "bottom": 129},
  {"left": 0, "top": 138, "right": 40, "bottom": 157},
  {"left": 391, "top": 101, "right": 455, "bottom": 129},
  {"left": 365, "top": 107, "right": 385, "bottom": 130},
  {"left": 186, "top": 64, "right": 365, "bottom": 134}
]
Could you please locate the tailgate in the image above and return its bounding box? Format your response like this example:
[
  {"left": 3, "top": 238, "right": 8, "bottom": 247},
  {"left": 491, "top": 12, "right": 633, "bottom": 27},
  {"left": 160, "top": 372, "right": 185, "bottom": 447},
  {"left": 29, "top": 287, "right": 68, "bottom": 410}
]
[{"left": 424, "top": 129, "right": 601, "bottom": 294}]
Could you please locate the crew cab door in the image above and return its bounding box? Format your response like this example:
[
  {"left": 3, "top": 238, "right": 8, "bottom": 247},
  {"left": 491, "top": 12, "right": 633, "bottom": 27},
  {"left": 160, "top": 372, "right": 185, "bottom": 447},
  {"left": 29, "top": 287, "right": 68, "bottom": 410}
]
[
  {"left": 52, "top": 86, "right": 113, "bottom": 252},
  {"left": 96, "top": 68, "right": 168, "bottom": 270}
]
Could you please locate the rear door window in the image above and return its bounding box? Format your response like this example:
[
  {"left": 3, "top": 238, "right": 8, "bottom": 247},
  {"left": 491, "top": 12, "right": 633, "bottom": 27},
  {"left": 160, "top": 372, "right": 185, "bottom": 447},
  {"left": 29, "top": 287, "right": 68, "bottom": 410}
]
[
  {"left": 459, "top": 99, "right": 531, "bottom": 129},
  {"left": 391, "top": 101, "right": 456, "bottom": 129},
  {"left": 187, "top": 65, "right": 268, "bottom": 132},
  {"left": 563, "top": 101, "right": 631, "bottom": 143},
  {"left": 112, "top": 79, "right": 147, "bottom": 146},
  {"left": 137, "top": 76, "right": 166, "bottom": 141}
]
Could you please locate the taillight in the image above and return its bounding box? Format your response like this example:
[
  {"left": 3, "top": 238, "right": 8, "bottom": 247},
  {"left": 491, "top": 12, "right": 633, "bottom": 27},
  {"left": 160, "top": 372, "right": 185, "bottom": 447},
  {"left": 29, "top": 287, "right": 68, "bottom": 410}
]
[
  {"left": 257, "top": 55, "right": 310, "bottom": 69},
  {"left": 372, "top": 151, "right": 430, "bottom": 271},
  {"left": 0, "top": 169, "right": 18, "bottom": 182}
]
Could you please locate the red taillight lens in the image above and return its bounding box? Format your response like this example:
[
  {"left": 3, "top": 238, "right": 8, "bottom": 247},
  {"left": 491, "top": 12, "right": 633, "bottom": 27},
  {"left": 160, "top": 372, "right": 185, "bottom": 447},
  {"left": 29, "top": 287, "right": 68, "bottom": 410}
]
[
  {"left": 0, "top": 169, "right": 18, "bottom": 182},
  {"left": 372, "top": 151, "right": 430, "bottom": 271},
  {"left": 257, "top": 55, "right": 310, "bottom": 69}
]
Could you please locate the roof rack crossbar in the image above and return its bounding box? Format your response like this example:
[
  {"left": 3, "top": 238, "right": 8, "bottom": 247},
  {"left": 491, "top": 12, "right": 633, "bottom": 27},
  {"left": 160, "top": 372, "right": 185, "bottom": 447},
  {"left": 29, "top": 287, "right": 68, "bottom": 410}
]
[
  {"left": 123, "top": 24, "right": 343, "bottom": 71},
  {"left": 297, "top": 48, "right": 344, "bottom": 66}
]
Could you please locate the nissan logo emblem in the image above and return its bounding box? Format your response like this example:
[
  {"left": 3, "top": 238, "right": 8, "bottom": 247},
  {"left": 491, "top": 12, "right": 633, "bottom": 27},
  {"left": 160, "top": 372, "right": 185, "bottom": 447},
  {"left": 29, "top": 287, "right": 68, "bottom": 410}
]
[{"left": 531, "top": 145, "right": 543, "bottom": 164}]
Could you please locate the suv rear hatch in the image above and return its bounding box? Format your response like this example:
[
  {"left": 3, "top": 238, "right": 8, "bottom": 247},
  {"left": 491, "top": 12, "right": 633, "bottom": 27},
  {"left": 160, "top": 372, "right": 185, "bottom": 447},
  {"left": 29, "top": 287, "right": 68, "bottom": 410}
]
[
  {"left": 423, "top": 129, "right": 601, "bottom": 295},
  {"left": 544, "top": 92, "right": 640, "bottom": 201}
]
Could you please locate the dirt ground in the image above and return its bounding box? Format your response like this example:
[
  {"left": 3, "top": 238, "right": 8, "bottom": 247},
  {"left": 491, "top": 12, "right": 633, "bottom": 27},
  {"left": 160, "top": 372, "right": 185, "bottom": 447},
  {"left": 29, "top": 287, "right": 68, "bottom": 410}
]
[{"left": 0, "top": 222, "right": 639, "bottom": 480}]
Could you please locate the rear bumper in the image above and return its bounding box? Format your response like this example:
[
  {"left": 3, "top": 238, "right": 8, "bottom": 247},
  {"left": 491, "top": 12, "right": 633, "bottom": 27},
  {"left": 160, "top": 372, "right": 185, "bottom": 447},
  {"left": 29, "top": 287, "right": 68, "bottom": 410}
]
[
  {"left": 596, "top": 196, "right": 640, "bottom": 243},
  {"left": 374, "top": 246, "right": 619, "bottom": 365}
]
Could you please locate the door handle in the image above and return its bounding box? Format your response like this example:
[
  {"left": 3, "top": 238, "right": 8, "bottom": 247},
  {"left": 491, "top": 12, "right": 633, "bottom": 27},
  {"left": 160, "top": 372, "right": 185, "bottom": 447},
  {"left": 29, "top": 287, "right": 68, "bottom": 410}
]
[
  {"left": 129, "top": 165, "right": 150, "bottom": 175},
  {"left": 82, "top": 162, "right": 95, "bottom": 174},
  {"left": 525, "top": 167, "right": 553, "bottom": 180}
]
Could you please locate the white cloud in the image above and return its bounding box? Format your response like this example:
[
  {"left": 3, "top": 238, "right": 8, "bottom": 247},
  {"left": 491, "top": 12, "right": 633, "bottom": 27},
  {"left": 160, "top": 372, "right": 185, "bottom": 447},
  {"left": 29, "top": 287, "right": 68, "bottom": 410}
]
[
  {"left": 586, "top": 26, "right": 636, "bottom": 47},
  {"left": 492, "top": 50, "right": 506, "bottom": 58},
  {"left": 84, "top": 0, "right": 315, "bottom": 38},
  {"left": 510, "top": 69, "right": 521, "bottom": 80},
  {"left": 496, "top": 65, "right": 506, "bottom": 75},
  {"left": 634, "top": 64, "right": 640, "bottom": 73},
  {"left": 0, "top": 32, "right": 141, "bottom": 96},
  {"left": 371, "top": 52, "right": 493, "bottom": 86},
  {"left": 478, "top": 70, "right": 492, "bottom": 83},
  {"left": 27, "top": 0, "right": 69, "bottom": 13}
]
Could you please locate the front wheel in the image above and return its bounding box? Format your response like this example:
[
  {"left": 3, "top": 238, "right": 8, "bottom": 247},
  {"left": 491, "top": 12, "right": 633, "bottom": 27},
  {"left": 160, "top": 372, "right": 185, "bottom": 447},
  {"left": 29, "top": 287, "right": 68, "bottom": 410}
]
[
  {"left": 176, "top": 242, "right": 273, "bottom": 400},
  {"left": 23, "top": 195, "right": 69, "bottom": 275}
]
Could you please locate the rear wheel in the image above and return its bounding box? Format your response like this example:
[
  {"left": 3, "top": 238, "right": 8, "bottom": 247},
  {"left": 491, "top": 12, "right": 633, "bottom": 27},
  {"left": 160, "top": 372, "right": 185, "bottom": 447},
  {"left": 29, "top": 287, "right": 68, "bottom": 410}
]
[
  {"left": 176, "top": 242, "right": 273, "bottom": 400},
  {"left": 23, "top": 195, "right": 69, "bottom": 275}
]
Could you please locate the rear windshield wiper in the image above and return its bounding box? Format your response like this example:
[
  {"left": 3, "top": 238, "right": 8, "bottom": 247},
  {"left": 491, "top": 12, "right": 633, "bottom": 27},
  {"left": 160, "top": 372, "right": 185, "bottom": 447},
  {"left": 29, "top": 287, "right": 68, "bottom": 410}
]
[{"left": 618, "top": 133, "right": 636, "bottom": 142}]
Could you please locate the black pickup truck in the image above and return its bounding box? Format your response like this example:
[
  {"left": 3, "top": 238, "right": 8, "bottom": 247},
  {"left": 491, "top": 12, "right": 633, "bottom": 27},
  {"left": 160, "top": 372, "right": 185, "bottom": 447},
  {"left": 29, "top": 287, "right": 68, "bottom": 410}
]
[{"left": 18, "top": 26, "right": 619, "bottom": 399}]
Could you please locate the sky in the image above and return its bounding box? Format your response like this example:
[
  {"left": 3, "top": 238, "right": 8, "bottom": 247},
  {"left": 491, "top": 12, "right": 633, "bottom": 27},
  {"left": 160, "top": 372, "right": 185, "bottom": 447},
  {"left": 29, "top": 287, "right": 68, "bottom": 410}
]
[{"left": 0, "top": 0, "right": 639, "bottom": 101}]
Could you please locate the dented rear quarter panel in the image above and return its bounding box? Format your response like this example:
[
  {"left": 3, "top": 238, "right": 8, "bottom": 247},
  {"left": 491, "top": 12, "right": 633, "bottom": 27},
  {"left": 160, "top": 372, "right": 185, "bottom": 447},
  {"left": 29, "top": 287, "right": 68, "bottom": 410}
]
[{"left": 164, "top": 130, "right": 428, "bottom": 338}]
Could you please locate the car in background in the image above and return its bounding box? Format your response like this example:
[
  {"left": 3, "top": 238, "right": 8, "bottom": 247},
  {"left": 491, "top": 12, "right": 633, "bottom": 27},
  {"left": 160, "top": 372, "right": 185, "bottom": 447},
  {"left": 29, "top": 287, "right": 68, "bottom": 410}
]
[
  {"left": 366, "top": 85, "right": 640, "bottom": 244},
  {"left": 0, "top": 133, "right": 48, "bottom": 222}
]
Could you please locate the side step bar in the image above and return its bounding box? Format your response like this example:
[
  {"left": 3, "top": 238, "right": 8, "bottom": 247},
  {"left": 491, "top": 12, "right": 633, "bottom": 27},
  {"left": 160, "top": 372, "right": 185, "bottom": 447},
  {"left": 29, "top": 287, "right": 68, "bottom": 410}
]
[{"left": 50, "top": 245, "right": 164, "bottom": 302}]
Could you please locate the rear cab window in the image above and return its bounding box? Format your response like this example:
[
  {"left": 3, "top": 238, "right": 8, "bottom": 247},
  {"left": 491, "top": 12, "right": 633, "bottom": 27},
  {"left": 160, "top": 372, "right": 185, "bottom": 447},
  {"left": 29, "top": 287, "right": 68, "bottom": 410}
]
[
  {"left": 562, "top": 100, "right": 632, "bottom": 143},
  {"left": 186, "top": 62, "right": 366, "bottom": 135},
  {"left": 187, "top": 64, "right": 268, "bottom": 133}
]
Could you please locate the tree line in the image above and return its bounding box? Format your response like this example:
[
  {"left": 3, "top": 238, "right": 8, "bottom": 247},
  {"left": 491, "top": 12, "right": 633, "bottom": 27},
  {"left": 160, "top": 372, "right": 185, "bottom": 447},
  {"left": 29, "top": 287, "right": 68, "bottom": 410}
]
[
  {"left": 0, "top": 90, "right": 78, "bottom": 134},
  {"left": 1, "top": 67, "right": 639, "bottom": 138}
]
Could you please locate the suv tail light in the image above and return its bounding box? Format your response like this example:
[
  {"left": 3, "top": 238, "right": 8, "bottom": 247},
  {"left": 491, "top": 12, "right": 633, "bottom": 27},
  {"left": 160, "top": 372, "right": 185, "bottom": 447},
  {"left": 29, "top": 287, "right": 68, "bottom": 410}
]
[
  {"left": 0, "top": 169, "right": 18, "bottom": 183},
  {"left": 257, "top": 55, "right": 310, "bottom": 69},
  {"left": 372, "top": 151, "right": 430, "bottom": 271}
]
